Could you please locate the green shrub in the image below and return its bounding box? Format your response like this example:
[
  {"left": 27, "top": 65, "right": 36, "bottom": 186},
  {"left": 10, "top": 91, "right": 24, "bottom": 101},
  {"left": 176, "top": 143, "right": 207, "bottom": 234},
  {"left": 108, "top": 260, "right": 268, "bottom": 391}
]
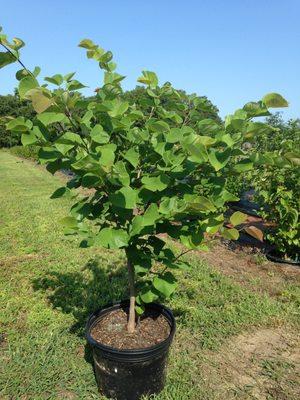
[
  {"left": 9, "top": 145, "right": 39, "bottom": 160},
  {"left": 0, "top": 93, "right": 35, "bottom": 147},
  {"left": 252, "top": 154, "right": 299, "bottom": 260}
]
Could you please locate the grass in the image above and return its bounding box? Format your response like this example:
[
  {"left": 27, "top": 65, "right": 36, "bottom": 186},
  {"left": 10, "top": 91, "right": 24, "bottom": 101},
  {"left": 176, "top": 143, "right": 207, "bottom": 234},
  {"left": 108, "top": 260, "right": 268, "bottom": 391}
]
[{"left": 0, "top": 150, "right": 299, "bottom": 400}]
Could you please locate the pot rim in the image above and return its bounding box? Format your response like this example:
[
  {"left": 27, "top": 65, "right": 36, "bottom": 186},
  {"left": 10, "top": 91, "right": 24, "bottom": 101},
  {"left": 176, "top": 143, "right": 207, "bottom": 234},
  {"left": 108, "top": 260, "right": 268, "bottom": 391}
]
[
  {"left": 266, "top": 249, "right": 300, "bottom": 266},
  {"left": 86, "top": 300, "right": 176, "bottom": 358}
]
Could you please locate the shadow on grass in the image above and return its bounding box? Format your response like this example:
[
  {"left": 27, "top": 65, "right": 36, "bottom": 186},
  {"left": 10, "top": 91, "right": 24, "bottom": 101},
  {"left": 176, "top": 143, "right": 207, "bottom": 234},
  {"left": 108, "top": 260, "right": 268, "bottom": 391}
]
[{"left": 32, "top": 256, "right": 128, "bottom": 363}]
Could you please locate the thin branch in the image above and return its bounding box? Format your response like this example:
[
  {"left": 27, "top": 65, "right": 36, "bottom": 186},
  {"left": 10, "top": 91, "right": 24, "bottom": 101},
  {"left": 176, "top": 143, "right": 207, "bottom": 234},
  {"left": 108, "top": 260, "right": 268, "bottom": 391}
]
[
  {"left": 174, "top": 248, "right": 194, "bottom": 262},
  {"left": 0, "top": 42, "right": 34, "bottom": 77},
  {"left": 148, "top": 106, "right": 155, "bottom": 120}
]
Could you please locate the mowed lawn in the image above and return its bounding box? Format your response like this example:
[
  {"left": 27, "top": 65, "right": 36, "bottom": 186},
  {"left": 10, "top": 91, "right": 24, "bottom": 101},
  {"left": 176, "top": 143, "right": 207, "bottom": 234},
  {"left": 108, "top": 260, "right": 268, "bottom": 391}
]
[{"left": 0, "top": 150, "right": 299, "bottom": 400}]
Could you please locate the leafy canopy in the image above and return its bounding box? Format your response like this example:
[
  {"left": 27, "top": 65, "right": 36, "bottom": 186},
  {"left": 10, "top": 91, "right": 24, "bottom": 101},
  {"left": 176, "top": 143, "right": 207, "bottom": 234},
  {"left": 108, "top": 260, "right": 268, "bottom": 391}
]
[{"left": 1, "top": 28, "right": 292, "bottom": 313}]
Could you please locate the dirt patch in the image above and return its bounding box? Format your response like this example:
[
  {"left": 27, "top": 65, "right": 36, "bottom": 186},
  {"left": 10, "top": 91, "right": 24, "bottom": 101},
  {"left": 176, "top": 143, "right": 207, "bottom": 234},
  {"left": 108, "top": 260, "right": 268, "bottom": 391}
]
[
  {"left": 207, "top": 327, "right": 300, "bottom": 399},
  {"left": 0, "top": 253, "right": 42, "bottom": 267},
  {"left": 0, "top": 332, "right": 7, "bottom": 348},
  {"left": 90, "top": 308, "right": 170, "bottom": 349},
  {"left": 56, "top": 390, "right": 77, "bottom": 399},
  {"left": 197, "top": 240, "right": 300, "bottom": 299}
]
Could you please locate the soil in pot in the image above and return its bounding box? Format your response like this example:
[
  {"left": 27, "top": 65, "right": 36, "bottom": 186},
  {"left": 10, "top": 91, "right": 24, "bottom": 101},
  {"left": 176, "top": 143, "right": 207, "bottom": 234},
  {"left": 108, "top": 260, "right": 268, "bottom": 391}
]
[
  {"left": 87, "top": 303, "right": 175, "bottom": 400},
  {"left": 90, "top": 307, "right": 171, "bottom": 349}
]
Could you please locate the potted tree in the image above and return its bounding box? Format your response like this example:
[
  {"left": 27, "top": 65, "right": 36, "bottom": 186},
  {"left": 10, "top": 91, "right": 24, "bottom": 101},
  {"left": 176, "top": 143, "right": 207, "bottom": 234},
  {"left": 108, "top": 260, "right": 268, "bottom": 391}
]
[
  {"left": 252, "top": 142, "right": 299, "bottom": 265},
  {"left": 0, "top": 29, "right": 289, "bottom": 399}
]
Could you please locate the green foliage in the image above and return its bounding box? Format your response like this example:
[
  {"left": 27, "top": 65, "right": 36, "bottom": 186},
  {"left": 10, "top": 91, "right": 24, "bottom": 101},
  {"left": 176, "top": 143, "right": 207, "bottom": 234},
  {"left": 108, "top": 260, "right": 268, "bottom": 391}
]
[
  {"left": 257, "top": 113, "right": 300, "bottom": 153},
  {"left": 0, "top": 93, "right": 35, "bottom": 147},
  {"left": 1, "top": 29, "right": 289, "bottom": 313},
  {"left": 231, "top": 112, "right": 300, "bottom": 259},
  {"left": 0, "top": 28, "right": 24, "bottom": 69},
  {"left": 9, "top": 145, "right": 39, "bottom": 160},
  {"left": 252, "top": 159, "right": 299, "bottom": 260},
  {"left": 123, "top": 85, "right": 222, "bottom": 128}
]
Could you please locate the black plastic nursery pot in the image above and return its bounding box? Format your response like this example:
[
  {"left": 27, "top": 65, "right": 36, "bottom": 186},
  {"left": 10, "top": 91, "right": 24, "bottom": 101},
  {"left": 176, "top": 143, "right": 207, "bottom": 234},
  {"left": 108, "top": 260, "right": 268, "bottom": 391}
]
[
  {"left": 86, "top": 301, "right": 176, "bottom": 400},
  {"left": 266, "top": 249, "right": 300, "bottom": 266}
]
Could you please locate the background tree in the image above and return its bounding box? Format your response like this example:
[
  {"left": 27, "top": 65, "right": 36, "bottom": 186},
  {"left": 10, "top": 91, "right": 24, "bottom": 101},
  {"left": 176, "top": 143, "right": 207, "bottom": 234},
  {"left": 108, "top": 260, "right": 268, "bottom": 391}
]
[{"left": 0, "top": 91, "right": 34, "bottom": 147}]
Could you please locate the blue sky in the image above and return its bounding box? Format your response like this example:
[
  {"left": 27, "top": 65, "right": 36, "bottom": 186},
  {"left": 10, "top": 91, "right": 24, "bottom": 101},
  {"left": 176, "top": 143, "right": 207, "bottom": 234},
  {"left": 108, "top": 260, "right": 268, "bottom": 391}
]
[{"left": 1, "top": 0, "right": 299, "bottom": 119}]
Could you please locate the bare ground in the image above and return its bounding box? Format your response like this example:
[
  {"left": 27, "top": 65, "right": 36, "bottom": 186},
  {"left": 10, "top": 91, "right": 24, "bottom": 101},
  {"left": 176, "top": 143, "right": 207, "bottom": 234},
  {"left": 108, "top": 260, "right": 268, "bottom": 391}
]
[
  {"left": 203, "top": 326, "right": 300, "bottom": 400},
  {"left": 199, "top": 240, "right": 300, "bottom": 299}
]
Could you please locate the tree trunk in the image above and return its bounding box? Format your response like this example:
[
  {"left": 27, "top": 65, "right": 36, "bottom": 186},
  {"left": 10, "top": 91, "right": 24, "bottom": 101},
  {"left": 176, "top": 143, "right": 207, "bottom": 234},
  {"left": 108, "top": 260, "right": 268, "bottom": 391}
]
[{"left": 126, "top": 257, "right": 136, "bottom": 333}]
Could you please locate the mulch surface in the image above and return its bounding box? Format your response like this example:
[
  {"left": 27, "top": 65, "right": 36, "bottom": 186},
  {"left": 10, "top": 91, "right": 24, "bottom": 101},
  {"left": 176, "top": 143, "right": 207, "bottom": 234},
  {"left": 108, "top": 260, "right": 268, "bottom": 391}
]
[{"left": 90, "top": 308, "right": 171, "bottom": 350}]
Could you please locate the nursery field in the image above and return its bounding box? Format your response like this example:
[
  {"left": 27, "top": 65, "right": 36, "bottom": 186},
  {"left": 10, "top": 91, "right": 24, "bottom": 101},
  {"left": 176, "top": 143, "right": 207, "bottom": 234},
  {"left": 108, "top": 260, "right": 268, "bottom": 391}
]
[{"left": 0, "top": 150, "right": 300, "bottom": 400}]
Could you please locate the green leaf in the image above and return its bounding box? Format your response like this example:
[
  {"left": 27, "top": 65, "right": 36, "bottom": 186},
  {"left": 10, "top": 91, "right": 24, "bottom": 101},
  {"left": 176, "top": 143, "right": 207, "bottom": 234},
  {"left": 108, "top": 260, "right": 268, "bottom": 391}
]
[
  {"left": 208, "top": 148, "right": 231, "bottom": 171},
  {"left": 18, "top": 75, "right": 39, "bottom": 99},
  {"left": 113, "top": 161, "right": 130, "bottom": 186},
  {"left": 99, "top": 51, "right": 113, "bottom": 64},
  {"left": 135, "top": 303, "right": 145, "bottom": 315},
  {"left": 16, "top": 68, "right": 30, "bottom": 81},
  {"left": 185, "top": 141, "right": 208, "bottom": 163},
  {"left": 165, "top": 128, "right": 183, "bottom": 143},
  {"left": 21, "top": 132, "right": 38, "bottom": 146},
  {"left": 0, "top": 51, "right": 17, "bottom": 69},
  {"left": 159, "top": 197, "right": 186, "bottom": 215},
  {"left": 107, "top": 99, "right": 129, "bottom": 117},
  {"left": 81, "top": 173, "right": 102, "bottom": 188},
  {"left": 230, "top": 211, "right": 247, "bottom": 226},
  {"left": 37, "top": 112, "right": 67, "bottom": 126},
  {"left": 148, "top": 120, "right": 170, "bottom": 133},
  {"left": 104, "top": 71, "right": 125, "bottom": 85},
  {"left": 32, "top": 66, "right": 41, "bottom": 77},
  {"left": 184, "top": 194, "right": 216, "bottom": 212},
  {"left": 67, "top": 80, "right": 87, "bottom": 91},
  {"left": 96, "top": 227, "right": 129, "bottom": 249},
  {"left": 137, "top": 70, "right": 158, "bottom": 88},
  {"left": 130, "top": 203, "right": 160, "bottom": 236},
  {"left": 97, "top": 144, "right": 116, "bottom": 167},
  {"left": 78, "top": 38, "right": 97, "bottom": 49},
  {"left": 50, "top": 187, "right": 70, "bottom": 199},
  {"left": 130, "top": 216, "right": 145, "bottom": 236},
  {"left": 54, "top": 142, "right": 74, "bottom": 155},
  {"left": 46, "top": 160, "right": 63, "bottom": 174},
  {"left": 222, "top": 228, "right": 239, "bottom": 240},
  {"left": 6, "top": 117, "right": 32, "bottom": 132},
  {"left": 262, "top": 93, "right": 288, "bottom": 108},
  {"left": 44, "top": 74, "right": 63, "bottom": 86},
  {"left": 71, "top": 155, "right": 100, "bottom": 171},
  {"left": 142, "top": 203, "right": 160, "bottom": 225},
  {"left": 90, "top": 125, "right": 110, "bottom": 144},
  {"left": 141, "top": 174, "right": 170, "bottom": 192},
  {"left": 140, "top": 287, "right": 159, "bottom": 303},
  {"left": 54, "top": 132, "right": 83, "bottom": 154},
  {"left": 284, "top": 152, "right": 300, "bottom": 166},
  {"left": 59, "top": 131, "right": 83, "bottom": 144},
  {"left": 197, "top": 135, "right": 217, "bottom": 147},
  {"left": 10, "top": 38, "right": 25, "bottom": 50},
  {"left": 64, "top": 72, "right": 76, "bottom": 82},
  {"left": 233, "top": 159, "right": 253, "bottom": 172},
  {"left": 123, "top": 148, "right": 139, "bottom": 167},
  {"left": 38, "top": 147, "right": 60, "bottom": 164},
  {"left": 109, "top": 186, "right": 138, "bottom": 209},
  {"left": 28, "top": 89, "right": 53, "bottom": 113},
  {"left": 60, "top": 216, "right": 78, "bottom": 229},
  {"left": 171, "top": 261, "right": 191, "bottom": 270},
  {"left": 153, "top": 272, "right": 177, "bottom": 298},
  {"left": 243, "top": 101, "right": 271, "bottom": 117},
  {"left": 180, "top": 231, "right": 205, "bottom": 249}
]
